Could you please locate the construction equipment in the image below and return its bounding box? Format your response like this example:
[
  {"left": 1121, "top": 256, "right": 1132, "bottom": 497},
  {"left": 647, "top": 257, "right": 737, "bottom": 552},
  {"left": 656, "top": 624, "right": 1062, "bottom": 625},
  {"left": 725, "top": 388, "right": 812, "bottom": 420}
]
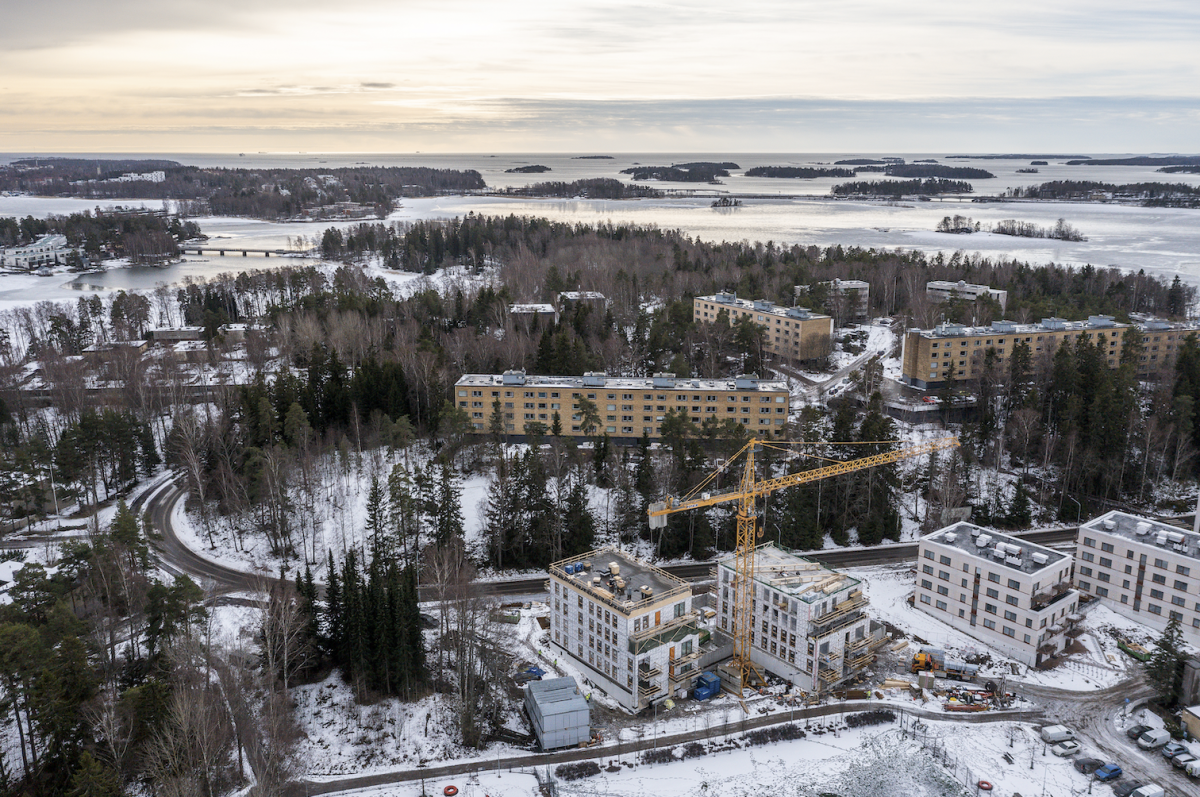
[
  {"left": 910, "top": 647, "right": 979, "bottom": 681},
  {"left": 648, "top": 435, "right": 959, "bottom": 695},
  {"left": 692, "top": 671, "right": 721, "bottom": 701}
]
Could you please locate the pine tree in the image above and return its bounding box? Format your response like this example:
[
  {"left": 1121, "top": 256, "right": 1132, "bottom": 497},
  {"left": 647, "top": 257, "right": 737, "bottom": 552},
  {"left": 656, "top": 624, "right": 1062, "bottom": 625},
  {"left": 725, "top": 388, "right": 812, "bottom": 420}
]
[
  {"left": 1146, "top": 614, "right": 1185, "bottom": 705},
  {"left": 562, "top": 473, "right": 596, "bottom": 557},
  {"left": 323, "top": 552, "right": 342, "bottom": 659},
  {"left": 434, "top": 462, "right": 464, "bottom": 545},
  {"left": 1006, "top": 482, "right": 1032, "bottom": 529},
  {"left": 365, "top": 475, "right": 387, "bottom": 560}
]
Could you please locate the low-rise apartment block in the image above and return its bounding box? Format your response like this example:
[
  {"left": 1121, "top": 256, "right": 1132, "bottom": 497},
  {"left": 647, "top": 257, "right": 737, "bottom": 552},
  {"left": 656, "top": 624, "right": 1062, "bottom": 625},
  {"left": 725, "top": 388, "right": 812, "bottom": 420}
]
[
  {"left": 916, "top": 524, "right": 1079, "bottom": 667},
  {"left": 714, "top": 544, "right": 884, "bottom": 693},
  {"left": 693, "top": 293, "right": 833, "bottom": 363},
  {"left": 901, "top": 316, "right": 1128, "bottom": 390},
  {"left": 797, "top": 279, "right": 871, "bottom": 324},
  {"left": 1075, "top": 511, "right": 1200, "bottom": 647},
  {"left": 549, "top": 549, "right": 701, "bottom": 711},
  {"left": 454, "top": 371, "right": 789, "bottom": 439},
  {"left": 0, "top": 234, "right": 73, "bottom": 270},
  {"left": 926, "top": 280, "right": 1008, "bottom": 313},
  {"left": 507, "top": 303, "right": 558, "bottom": 327}
]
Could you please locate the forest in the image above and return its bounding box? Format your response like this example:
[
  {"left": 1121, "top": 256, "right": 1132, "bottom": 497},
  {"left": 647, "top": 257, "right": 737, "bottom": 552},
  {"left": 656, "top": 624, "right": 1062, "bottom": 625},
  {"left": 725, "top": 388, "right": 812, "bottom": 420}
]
[
  {"left": 503, "top": 165, "right": 551, "bottom": 173},
  {"left": 500, "top": 178, "right": 662, "bottom": 199},
  {"left": 0, "top": 210, "right": 203, "bottom": 265},
  {"left": 1006, "top": 180, "right": 1200, "bottom": 207},
  {"left": 619, "top": 162, "right": 738, "bottom": 182},
  {"left": 830, "top": 178, "right": 973, "bottom": 197},
  {"left": 934, "top": 215, "right": 1086, "bottom": 242},
  {"left": 883, "top": 165, "right": 995, "bottom": 179},
  {"left": 0, "top": 159, "right": 487, "bottom": 221},
  {"left": 744, "top": 167, "right": 855, "bottom": 178},
  {"left": 0, "top": 211, "right": 1197, "bottom": 794}
]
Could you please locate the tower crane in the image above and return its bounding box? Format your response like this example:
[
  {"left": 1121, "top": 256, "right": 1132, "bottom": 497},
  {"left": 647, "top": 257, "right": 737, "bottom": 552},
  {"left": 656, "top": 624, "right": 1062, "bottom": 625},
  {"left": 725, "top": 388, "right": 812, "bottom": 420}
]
[{"left": 648, "top": 435, "right": 959, "bottom": 694}]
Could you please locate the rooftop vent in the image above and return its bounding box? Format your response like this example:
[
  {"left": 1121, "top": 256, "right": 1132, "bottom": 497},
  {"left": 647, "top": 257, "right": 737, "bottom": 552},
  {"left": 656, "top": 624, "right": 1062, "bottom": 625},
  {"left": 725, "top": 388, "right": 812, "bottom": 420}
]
[
  {"left": 652, "top": 372, "right": 676, "bottom": 388},
  {"left": 1041, "top": 317, "right": 1067, "bottom": 330},
  {"left": 734, "top": 374, "right": 760, "bottom": 389},
  {"left": 975, "top": 534, "right": 992, "bottom": 547},
  {"left": 1031, "top": 552, "right": 1049, "bottom": 565},
  {"left": 582, "top": 371, "right": 607, "bottom": 387},
  {"left": 1135, "top": 522, "right": 1151, "bottom": 535},
  {"left": 753, "top": 299, "right": 774, "bottom": 311},
  {"left": 1102, "top": 519, "right": 1115, "bottom": 530},
  {"left": 502, "top": 369, "right": 527, "bottom": 385},
  {"left": 944, "top": 532, "right": 957, "bottom": 542},
  {"left": 715, "top": 292, "right": 736, "bottom": 304},
  {"left": 786, "top": 307, "right": 812, "bottom": 320},
  {"left": 991, "top": 320, "right": 1017, "bottom": 333},
  {"left": 1087, "top": 315, "right": 1116, "bottom": 328}
]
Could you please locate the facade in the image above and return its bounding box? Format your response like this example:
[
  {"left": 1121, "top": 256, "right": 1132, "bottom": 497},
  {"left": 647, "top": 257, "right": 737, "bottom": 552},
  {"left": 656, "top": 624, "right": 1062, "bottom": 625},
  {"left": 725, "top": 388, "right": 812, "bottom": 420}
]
[
  {"left": 1127, "top": 314, "right": 1200, "bottom": 383},
  {"left": 0, "top": 235, "right": 72, "bottom": 270},
  {"left": 1075, "top": 511, "right": 1200, "bottom": 647},
  {"left": 901, "top": 316, "right": 1129, "bottom": 390},
  {"left": 556, "top": 291, "right": 607, "bottom": 314},
  {"left": 693, "top": 293, "right": 833, "bottom": 363},
  {"left": 454, "top": 371, "right": 789, "bottom": 439},
  {"left": 806, "top": 279, "right": 871, "bottom": 323},
  {"left": 548, "top": 548, "right": 701, "bottom": 712},
  {"left": 926, "top": 280, "right": 1008, "bottom": 313},
  {"left": 149, "top": 326, "right": 206, "bottom": 343},
  {"left": 714, "top": 544, "right": 885, "bottom": 693},
  {"left": 524, "top": 677, "right": 590, "bottom": 750},
  {"left": 508, "top": 303, "right": 558, "bottom": 327},
  {"left": 916, "top": 524, "right": 1079, "bottom": 667}
]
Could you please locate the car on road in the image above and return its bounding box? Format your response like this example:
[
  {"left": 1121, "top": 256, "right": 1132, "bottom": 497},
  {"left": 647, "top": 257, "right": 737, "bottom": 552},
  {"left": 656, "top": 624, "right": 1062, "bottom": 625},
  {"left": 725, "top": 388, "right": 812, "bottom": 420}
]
[
  {"left": 1094, "top": 763, "right": 1123, "bottom": 782},
  {"left": 1051, "top": 740, "right": 1081, "bottom": 757},
  {"left": 1172, "top": 751, "right": 1197, "bottom": 769},
  {"left": 1125, "top": 724, "right": 1153, "bottom": 740},
  {"left": 1074, "top": 758, "right": 1104, "bottom": 774},
  {"left": 1112, "top": 781, "right": 1147, "bottom": 797}
]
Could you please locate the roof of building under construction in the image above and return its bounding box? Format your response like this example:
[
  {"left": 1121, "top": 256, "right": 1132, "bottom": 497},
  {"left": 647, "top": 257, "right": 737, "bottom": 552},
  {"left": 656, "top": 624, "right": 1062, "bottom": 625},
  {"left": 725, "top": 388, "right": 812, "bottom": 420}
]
[
  {"left": 551, "top": 548, "right": 689, "bottom": 610},
  {"left": 717, "top": 543, "right": 859, "bottom": 603}
]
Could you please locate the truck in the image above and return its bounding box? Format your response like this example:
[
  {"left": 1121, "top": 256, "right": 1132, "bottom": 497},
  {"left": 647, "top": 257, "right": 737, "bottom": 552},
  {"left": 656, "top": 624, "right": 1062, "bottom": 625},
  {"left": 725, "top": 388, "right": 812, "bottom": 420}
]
[
  {"left": 693, "top": 671, "right": 721, "bottom": 701},
  {"left": 1041, "top": 724, "right": 1077, "bottom": 744},
  {"left": 910, "top": 648, "right": 979, "bottom": 681}
]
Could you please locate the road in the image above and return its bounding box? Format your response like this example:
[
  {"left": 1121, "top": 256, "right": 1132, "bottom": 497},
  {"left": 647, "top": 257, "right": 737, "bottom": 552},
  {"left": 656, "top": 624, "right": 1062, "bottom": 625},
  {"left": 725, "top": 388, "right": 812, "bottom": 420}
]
[
  {"left": 1016, "top": 676, "right": 1196, "bottom": 793},
  {"left": 284, "top": 700, "right": 1046, "bottom": 797}
]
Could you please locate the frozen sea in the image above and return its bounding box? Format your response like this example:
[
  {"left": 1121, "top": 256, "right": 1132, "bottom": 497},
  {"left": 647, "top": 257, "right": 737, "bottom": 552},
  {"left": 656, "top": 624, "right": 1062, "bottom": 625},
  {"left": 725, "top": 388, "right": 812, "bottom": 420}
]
[{"left": 1, "top": 151, "right": 1198, "bottom": 304}]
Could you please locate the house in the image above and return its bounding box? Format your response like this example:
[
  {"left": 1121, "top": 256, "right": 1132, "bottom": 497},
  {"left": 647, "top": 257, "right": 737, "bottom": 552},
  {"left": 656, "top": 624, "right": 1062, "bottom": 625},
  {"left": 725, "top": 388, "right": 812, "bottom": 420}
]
[{"left": 0, "top": 235, "right": 73, "bottom": 270}]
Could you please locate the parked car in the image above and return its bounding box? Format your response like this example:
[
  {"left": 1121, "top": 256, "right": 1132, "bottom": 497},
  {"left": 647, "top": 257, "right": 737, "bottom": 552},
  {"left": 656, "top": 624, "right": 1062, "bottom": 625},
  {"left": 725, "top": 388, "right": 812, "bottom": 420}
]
[
  {"left": 1074, "top": 758, "right": 1105, "bottom": 774},
  {"left": 1094, "top": 763, "right": 1123, "bottom": 782},
  {"left": 1112, "top": 781, "right": 1147, "bottom": 797},
  {"left": 1172, "top": 751, "right": 1196, "bottom": 769},
  {"left": 1041, "top": 725, "right": 1077, "bottom": 744},
  {"left": 1138, "top": 729, "right": 1172, "bottom": 749},
  {"left": 1187, "top": 758, "right": 1200, "bottom": 777},
  {"left": 1161, "top": 741, "right": 1188, "bottom": 759},
  {"left": 1125, "top": 724, "right": 1153, "bottom": 740},
  {"left": 1129, "top": 786, "right": 1165, "bottom": 797},
  {"left": 1051, "top": 740, "right": 1081, "bottom": 757}
]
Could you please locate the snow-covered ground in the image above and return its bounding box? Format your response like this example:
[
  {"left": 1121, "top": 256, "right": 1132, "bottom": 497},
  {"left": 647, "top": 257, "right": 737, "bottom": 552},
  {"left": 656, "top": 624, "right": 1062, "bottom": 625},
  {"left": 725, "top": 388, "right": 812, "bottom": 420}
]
[{"left": 852, "top": 562, "right": 1136, "bottom": 691}]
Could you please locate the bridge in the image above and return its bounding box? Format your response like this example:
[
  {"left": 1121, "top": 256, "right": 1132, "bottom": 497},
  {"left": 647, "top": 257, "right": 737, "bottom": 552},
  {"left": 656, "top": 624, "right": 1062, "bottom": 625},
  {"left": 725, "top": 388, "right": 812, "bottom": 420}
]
[{"left": 179, "top": 245, "right": 316, "bottom": 258}]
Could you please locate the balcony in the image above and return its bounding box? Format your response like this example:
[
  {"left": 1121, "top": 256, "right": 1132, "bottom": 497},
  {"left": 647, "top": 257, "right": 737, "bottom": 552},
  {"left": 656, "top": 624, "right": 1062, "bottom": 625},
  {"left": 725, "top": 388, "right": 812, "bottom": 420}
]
[
  {"left": 639, "top": 681, "right": 664, "bottom": 699},
  {"left": 845, "top": 635, "right": 871, "bottom": 654},
  {"left": 847, "top": 651, "right": 875, "bottom": 671},
  {"left": 810, "top": 593, "right": 868, "bottom": 628},
  {"left": 818, "top": 667, "right": 842, "bottom": 684},
  {"left": 639, "top": 663, "right": 661, "bottom": 678},
  {"left": 632, "top": 612, "right": 696, "bottom": 641}
]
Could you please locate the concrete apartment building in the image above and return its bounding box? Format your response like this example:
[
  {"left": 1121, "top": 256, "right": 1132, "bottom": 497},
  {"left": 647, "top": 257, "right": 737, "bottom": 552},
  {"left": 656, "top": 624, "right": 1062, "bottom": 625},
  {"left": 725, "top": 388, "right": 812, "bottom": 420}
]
[
  {"left": 555, "top": 291, "right": 607, "bottom": 314},
  {"left": 915, "top": 524, "right": 1079, "bottom": 667},
  {"left": 798, "top": 279, "right": 871, "bottom": 324},
  {"left": 0, "top": 234, "right": 72, "bottom": 270},
  {"left": 714, "top": 544, "right": 885, "bottom": 693},
  {"left": 507, "top": 303, "right": 558, "bottom": 328},
  {"left": 454, "top": 371, "right": 789, "bottom": 440},
  {"left": 549, "top": 548, "right": 701, "bottom": 711},
  {"left": 1128, "top": 314, "right": 1200, "bottom": 383},
  {"left": 1075, "top": 511, "right": 1200, "bottom": 647},
  {"left": 926, "top": 280, "right": 1008, "bottom": 313},
  {"left": 693, "top": 293, "right": 833, "bottom": 363},
  {"left": 901, "top": 316, "right": 1128, "bottom": 390}
]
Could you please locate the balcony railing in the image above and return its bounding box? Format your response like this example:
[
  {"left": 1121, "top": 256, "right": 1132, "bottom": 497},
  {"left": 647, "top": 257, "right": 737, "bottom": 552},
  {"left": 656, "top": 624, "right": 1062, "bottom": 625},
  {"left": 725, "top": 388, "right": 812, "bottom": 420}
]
[
  {"left": 818, "top": 667, "right": 842, "bottom": 683},
  {"left": 811, "top": 593, "right": 868, "bottom": 628},
  {"left": 632, "top": 612, "right": 696, "bottom": 641},
  {"left": 639, "top": 663, "right": 661, "bottom": 678}
]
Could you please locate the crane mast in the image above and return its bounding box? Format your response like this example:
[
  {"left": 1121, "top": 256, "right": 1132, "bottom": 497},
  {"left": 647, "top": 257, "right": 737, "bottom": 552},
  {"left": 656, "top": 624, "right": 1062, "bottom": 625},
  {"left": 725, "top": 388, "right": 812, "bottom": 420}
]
[{"left": 649, "top": 435, "right": 959, "bottom": 694}]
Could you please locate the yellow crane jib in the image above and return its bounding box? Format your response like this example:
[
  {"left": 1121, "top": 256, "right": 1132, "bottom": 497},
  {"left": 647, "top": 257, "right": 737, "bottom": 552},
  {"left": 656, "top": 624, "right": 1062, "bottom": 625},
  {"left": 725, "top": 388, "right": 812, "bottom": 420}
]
[{"left": 646, "top": 434, "right": 959, "bottom": 695}]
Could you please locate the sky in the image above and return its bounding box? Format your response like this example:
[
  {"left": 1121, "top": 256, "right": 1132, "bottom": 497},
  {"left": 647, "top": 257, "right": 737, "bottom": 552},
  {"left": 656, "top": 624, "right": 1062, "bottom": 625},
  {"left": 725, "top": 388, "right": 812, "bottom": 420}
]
[{"left": 2, "top": 0, "right": 1199, "bottom": 153}]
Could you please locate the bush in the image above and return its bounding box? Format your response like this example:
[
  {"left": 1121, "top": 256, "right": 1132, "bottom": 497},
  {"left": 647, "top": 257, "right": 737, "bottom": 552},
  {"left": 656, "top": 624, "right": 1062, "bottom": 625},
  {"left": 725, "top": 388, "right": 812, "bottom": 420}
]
[
  {"left": 555, "top": 761, "right": 601, "bottom": 781},
  {"left": 681, "top": 742, "right": 707, "bottom": 759},
  {"left": 640, "top": 748, "right": 677, "bottom": 765},
  {"left": 845, "top": 710, "right": 895, "bottom": 728},
  {"left": 745, "top": 723, "right": 807, "bottom": 746}
]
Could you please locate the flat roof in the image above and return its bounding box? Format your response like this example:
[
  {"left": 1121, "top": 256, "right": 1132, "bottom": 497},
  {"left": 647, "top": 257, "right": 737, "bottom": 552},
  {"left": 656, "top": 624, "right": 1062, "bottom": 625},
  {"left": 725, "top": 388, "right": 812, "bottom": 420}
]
[
  {"left": 910, "top": 316, "right": 1125, "bottom": 340},
  {"left": 527, "top": 677, "right": 590, "bottom": 716},
  {"left": 696, "top": 293, "right": 830, "bottom": 321},
  {"left": 718, "top": 543, "right": 860, "bottom": 603},
  {"left": 509, "top": 303, "right": 556, "bottom": 312},
  {"left": 927, "top": 280, "right": 1002, "bottom": 292},
  {"left": 1081, "top": 511, "right": 1200, "bottom": 562},
  {"left": 922, "top": 523, "right": 1068, "bottom": 574},
  {"left": 455, "top": 373, "right": 788, "bottom": 392},
  {"left": 552, "top": 548, "right": 688, "bottom": 609},
  {"left": 558, "top": 291, "right": 605, "bottom": 299}
]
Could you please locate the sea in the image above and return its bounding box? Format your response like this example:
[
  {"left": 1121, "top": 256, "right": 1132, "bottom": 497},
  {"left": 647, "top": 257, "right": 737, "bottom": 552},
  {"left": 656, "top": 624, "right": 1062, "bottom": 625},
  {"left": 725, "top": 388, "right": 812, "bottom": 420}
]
[{"left": 1, "top": 152, "right": 1198, "bottom": 306}]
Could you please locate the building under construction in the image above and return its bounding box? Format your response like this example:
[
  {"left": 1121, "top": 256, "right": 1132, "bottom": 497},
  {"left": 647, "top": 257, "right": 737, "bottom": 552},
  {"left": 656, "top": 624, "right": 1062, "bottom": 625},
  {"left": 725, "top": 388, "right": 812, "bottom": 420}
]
[
  {"left": 714, "top": 543, "right": 886, "bottom": 694},
  {"left": 548, "top": 548, "right": 704, "bottom": 712}
]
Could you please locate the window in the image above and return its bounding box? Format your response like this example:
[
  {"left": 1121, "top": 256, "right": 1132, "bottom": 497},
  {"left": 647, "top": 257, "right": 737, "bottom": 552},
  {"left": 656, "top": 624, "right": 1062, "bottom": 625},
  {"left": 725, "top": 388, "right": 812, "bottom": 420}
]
[
  {"left": 938, "top": 570, "right": 950, "bottom": 581},
  {"left": 1100, "top": 542, "right": 1114, "bottom": 553},
  {"left": 1097, "top": 572, "right": 1110, "bottom": 583},
  {"left": 1148, "top": 604, "right": 1162, "bottom": 615},
  {"left": 988, "top": 572, "right": 1000, "bottom": 583},
  {"left": 935, "top": 600, "right": 947, "bottom": 611},
  {"left": 1172, "top": 595, "right": 1186, "bottom": 607},
  {"left": 1080, "top": 552, "right": 1094, "bottom": 562},
  {"left": 983, "top": 618, "right": 996, "bottom": 630},
  {"left": 1078, "top": 566, "right": 1093, "bottom": 577},
  {"left": 1024, "top": 634, "right": 1032, "bottom": 644},
  {"left": 1100, "top": 557, "right": 1112, "bottom": 568},
  {"left": 939, "top": 555, "right": 952, "bottom": 566},
  {"left": 924, "top": 550, "right": 935, "bottom": 560},
  {"left": 919, "top": 594, "right": 931, "bottom": 605},
  {"left": 923, "top": 564, "right": 934, "bottom": 575},
  {"left": 985, "top": 587, "right": 999, "bottom": 599},
  {"left": 1003, "top": 610, "right": 1017, "bottom": 622},
  {"left": 1155, "top": 558, "right": 1168, "bottom": 569},
  {"left": 1007, "top": 579, "right": 1021, "bottom": 590},
  {"left": 984, "top": 603, "right": 997, "bottom": 614},
  {"left": 1150, "top": 589, "right": 1164, "bottom": 600},
  {"left": 1006, "top": 595, "right": 1019, "bottom": 606},
  {"left": 1175, "top": 580, "right": 1189, "bottom": 592},
  {"left": 1002, "top": 626, "right": 1016, "bottom": 638},
  {"left": 1177, "top": 565, "right": 1191, "bottom": 576},
  {"left": 1151, "top": 573, "right": 1166, "bottom": 585},
  {"left": 937, "top": 585, "right": 949, "bottom": 596},
  {"left": 921, "top": 579, "right": 933, "bottom": 590},
  {"left": 1096, "top": 587, "right": 1109, "bottom": 597}
]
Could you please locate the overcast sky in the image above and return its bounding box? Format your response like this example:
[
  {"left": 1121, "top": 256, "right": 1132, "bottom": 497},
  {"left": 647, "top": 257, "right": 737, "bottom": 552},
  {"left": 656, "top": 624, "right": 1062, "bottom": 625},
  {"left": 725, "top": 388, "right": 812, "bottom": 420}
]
[{"left": 2, "top": 0, "right": 1198, "bottom": 153}]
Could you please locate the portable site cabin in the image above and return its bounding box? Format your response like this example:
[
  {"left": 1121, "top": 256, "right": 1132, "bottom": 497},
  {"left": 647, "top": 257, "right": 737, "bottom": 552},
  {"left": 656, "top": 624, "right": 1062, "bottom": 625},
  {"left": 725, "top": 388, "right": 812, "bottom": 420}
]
[{"left": 524, "top": 677, "right": 590, "bottom": 750}]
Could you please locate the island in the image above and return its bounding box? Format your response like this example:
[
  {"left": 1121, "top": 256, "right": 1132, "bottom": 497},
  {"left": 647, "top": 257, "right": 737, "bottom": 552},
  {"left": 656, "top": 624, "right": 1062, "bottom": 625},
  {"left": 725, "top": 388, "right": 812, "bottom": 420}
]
[
  {"left": 504, "top": 165, "right": 552, "bottom": 173},
  {"left": 619, "top": 162, "right": 739, "bottom": 182},
  {"left": 744, "top": 166, "right": 854, "bottom": 178}
]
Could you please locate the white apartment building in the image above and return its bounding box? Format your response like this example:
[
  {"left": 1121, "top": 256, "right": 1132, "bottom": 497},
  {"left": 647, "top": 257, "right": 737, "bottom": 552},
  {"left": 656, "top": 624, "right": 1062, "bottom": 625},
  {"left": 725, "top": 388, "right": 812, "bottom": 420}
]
[
  {"left": 926, "top": 280, "right": 1008, "bottom": 313},
  {"left": 0, "top": 235, "right": 71, "bottom": 270},
  {"left": 916, "top": 524, "right": 1079, "bottom": 667},
  {"left": 1075, "top": 511, "right": 1200, "bottom": 647},
  {"left": 549, "top": 548, "right": 701, "bottom": 712},
  {"left": 714, "top": 544, "right": 884, "bottom": 694}
]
